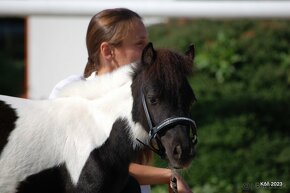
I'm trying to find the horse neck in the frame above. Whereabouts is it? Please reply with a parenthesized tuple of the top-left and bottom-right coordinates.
(57, 64, 133, 99)
(87, 79, 147, 147)
(59, 62, 148, 149)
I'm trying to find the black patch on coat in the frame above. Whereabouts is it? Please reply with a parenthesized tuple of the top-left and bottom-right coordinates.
(75, 118, 140, 193)
(16, 166, 67, 193)
(0, 100, 18, 155)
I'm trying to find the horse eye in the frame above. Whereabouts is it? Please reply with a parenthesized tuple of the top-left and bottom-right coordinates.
(149, 97, 158, 105)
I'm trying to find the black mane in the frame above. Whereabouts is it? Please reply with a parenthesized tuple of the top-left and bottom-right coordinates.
(146, 48, 193, 91)
(133, 48, 193, 93)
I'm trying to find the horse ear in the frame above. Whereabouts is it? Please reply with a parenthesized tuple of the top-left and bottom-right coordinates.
(185, 44, 195, 61)
(142, 42, 156, 66)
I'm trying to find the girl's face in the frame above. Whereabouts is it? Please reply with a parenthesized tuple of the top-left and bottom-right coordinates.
(112, 19, 148, 67)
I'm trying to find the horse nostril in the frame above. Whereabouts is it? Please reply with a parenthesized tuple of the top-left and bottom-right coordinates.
(173, 145, 182, 159)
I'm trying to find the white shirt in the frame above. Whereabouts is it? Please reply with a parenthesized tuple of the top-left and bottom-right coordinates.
(49, 74, 84, 99)
(141, 185, 151, 193)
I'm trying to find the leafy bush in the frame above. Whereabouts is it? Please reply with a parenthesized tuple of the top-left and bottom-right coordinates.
(148, 19, 290, 193)
(0, 18, 25, 97)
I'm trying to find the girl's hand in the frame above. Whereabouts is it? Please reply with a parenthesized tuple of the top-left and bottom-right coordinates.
(168, 173, 193, 193)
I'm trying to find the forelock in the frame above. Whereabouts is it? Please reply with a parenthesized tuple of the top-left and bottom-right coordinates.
(145, 49, 193, 92)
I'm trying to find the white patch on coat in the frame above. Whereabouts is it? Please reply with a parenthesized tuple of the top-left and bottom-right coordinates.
(0, 64, 148, 192)
(56, 64, 134, 99)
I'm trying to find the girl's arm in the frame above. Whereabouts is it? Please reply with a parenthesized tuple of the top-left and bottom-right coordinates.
(129, 163, 171, 185)
(129, 163, 193, 193)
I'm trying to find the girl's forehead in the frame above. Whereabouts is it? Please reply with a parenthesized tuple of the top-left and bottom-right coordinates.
(128, 21, 148, 39)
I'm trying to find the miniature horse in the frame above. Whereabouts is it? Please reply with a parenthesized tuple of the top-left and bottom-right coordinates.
(0, 43, 197, 193)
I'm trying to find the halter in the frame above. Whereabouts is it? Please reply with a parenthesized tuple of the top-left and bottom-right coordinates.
(137, 90, 198, 158)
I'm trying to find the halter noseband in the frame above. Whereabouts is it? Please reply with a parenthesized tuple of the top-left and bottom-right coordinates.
(137, 90, 198, 158)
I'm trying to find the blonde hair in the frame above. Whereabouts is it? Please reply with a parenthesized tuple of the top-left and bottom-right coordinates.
(84, 8, 142, 78)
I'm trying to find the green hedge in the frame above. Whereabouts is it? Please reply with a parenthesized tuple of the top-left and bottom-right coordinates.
(148, 20, 290, 193)
(0, 18, 25, 97)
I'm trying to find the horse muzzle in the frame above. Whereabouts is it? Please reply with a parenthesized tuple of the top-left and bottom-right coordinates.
(148, 117, 198, 166)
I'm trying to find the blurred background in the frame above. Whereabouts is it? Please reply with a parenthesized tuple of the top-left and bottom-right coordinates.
(0, 1, 289, 193)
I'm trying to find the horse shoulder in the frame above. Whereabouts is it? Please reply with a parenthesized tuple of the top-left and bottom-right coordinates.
(49, 97, 117, 185)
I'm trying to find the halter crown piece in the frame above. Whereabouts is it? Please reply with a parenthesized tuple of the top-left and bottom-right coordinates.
(136, 90, 198, 158)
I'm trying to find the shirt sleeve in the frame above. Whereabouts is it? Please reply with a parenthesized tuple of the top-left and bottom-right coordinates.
(140, 185, 151, 193)
(49, 75, 85, 99)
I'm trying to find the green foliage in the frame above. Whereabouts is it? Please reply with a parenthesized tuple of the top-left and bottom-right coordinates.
(148, 19, 290, 193)
(0, 53, 24, 96)
(195, 31, 241, 82)
(0, 18, 25, 96)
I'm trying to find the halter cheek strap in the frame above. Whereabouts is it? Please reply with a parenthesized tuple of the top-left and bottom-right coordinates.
(141, 91, 153, 129)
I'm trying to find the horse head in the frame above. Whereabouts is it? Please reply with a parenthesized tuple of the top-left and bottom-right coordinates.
(132, 43, 197, 169)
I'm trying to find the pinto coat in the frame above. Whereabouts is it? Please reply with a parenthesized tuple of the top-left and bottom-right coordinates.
(0, 64, 147, 193)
